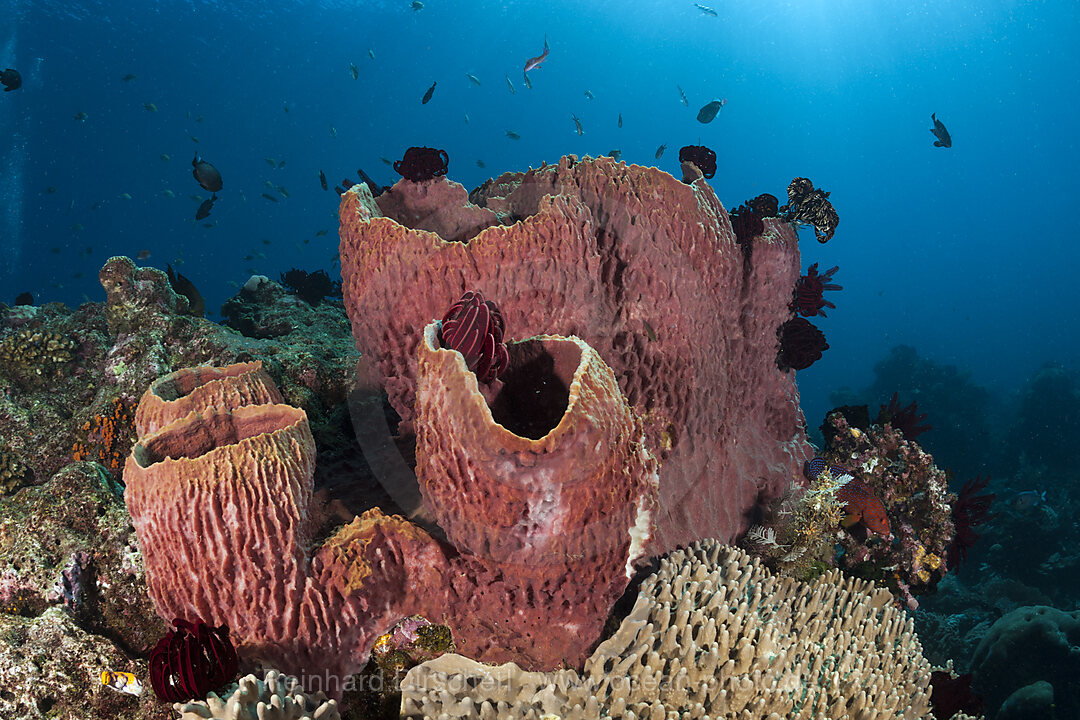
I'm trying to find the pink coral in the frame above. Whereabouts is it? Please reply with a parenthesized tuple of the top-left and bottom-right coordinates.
(338, 155, 812, 553)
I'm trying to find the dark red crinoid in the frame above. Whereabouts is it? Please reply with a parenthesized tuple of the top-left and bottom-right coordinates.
(393, 146, 449, 182)
(439, 290, 510, 383)
(790, 263, 842, 318)
(149, 618, 238, 703)
(877, 391, 932, 441)
(749, 193, 779, 217)
(930, 671, 985, 719)
(678, 144, 717, 179)
(947, 475, 995, 567)
(729, 203, 764, 246)
(776, 317, 828, 371)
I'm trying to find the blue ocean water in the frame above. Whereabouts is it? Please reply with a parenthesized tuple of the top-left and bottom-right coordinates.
(1, 0, 1077, 448)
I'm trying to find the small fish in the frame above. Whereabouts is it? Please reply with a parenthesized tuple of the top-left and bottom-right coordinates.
(195, 193, 217, 220)
(584, 89, 594, 100)
(930, 112, 952, 148)
(71, 223, 84, 232)
(277, 185, 289, 198)
(101, 670, 143, 697)
(1011, 490, 1046, 511)
(1, 68, 22, 91)
(315, 229, 329, 237)
(655, 144, 666, 159)
(43, 186, 57, 194)
(381, 157, 393, 166)
(189, 194, 204, 202)
(411, 0, 423, 9)
(121, 73, 137, 82)
(144, 102, 158, 112)
(277, 159, 286, 169)
(160, 153, 170, 161)
(618, 112, 623, 128)
(571, 114, 583, 136)
(189, 135, 199, 143)
(329, 125, 337, 138)
(643, 320, 657, 341)
(195, 114, 203, 122)
(524, 34, 549, 73)
(522, 72, 532, 90)
(137, 249, 151, 260)
(117, 192, 132, 200)
(162, 189, 175, 198)
(265, 157, 277, 167)
(349, 63, 359, 80)
(505, 130, 521, 140)
(466, 72, 482, 86)
(422, 80, 437, 104)
(167, 264, 205, 317)
(505, 74, 515, 94)
(192, 154, 223, 192)
(677, 85, 689, 107)
(201, 222, 215, 228)
(464, 113, 470, 124)
(74, 111, 88, 122)
(14, 292, 33, 305)
(282, 101, 290, 113)
(261, 192, 279, 203)
(476, 159, 486, 168)
(836, 477, 891, 536)
(697, 98, 726, 123)
(264, 180, 275, 189)
(694, 3, 718, 16)
(368, 48, 376, 60)
(607, 149, 622, 161)
(319, 170, 328, 191)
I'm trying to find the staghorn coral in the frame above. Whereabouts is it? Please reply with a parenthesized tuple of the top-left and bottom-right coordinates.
(0, 327, 77, 388)
(72, 396, 137, 476)
(339, 154, 812, 554)
(174, 670, 339, 720)
(401, 540, 933, 719)
(820, 410, 955, 609)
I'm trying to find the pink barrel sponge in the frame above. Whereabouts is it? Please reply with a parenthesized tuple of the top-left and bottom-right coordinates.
(338, 155, 813, 552)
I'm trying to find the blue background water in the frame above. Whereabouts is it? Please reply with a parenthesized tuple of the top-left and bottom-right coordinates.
(1, 0, 1077, 437)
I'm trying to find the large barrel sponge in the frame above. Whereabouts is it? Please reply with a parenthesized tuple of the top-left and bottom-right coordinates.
(401, 540, 933, 719)
(339, 155, 812, 554)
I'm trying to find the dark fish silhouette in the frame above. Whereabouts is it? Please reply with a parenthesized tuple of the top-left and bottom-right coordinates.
(930, 113, 952, 148)
(14, 292, 33, 306)
(349, 63, 359, 80)
(195, 193, 217, 220)
(422, 81, 437, 104)
(618, 112, 623, 128)
(191, 154, 223, 192)
(319, 170, 328, 191)
(261, 193, 279, 203)
(1, 68, 21, 92)
(655, 144, 666, 159)
(696, 98, 726, 123)
(166, 264, 205, 317)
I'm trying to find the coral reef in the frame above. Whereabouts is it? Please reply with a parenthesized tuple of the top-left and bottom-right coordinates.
(174, 670, 339, 720)
(0, 440, 33, 494)
(401, 540, 933, 719)
(72, 396, 137, 476)
(970, 605, 1080, 719)
(0, 327, 77, 389)
(338, 155, 812, 554)
(819, 410, 955, 609)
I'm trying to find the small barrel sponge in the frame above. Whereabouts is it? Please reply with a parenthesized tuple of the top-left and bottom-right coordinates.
(339, 155, 812, 554)
(414, 325, 659, 668)
(134, 361, 283, 436)
(174, 669, 339, 720)
(400, 540, 933, 720)
(124, 402, 317, 664)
